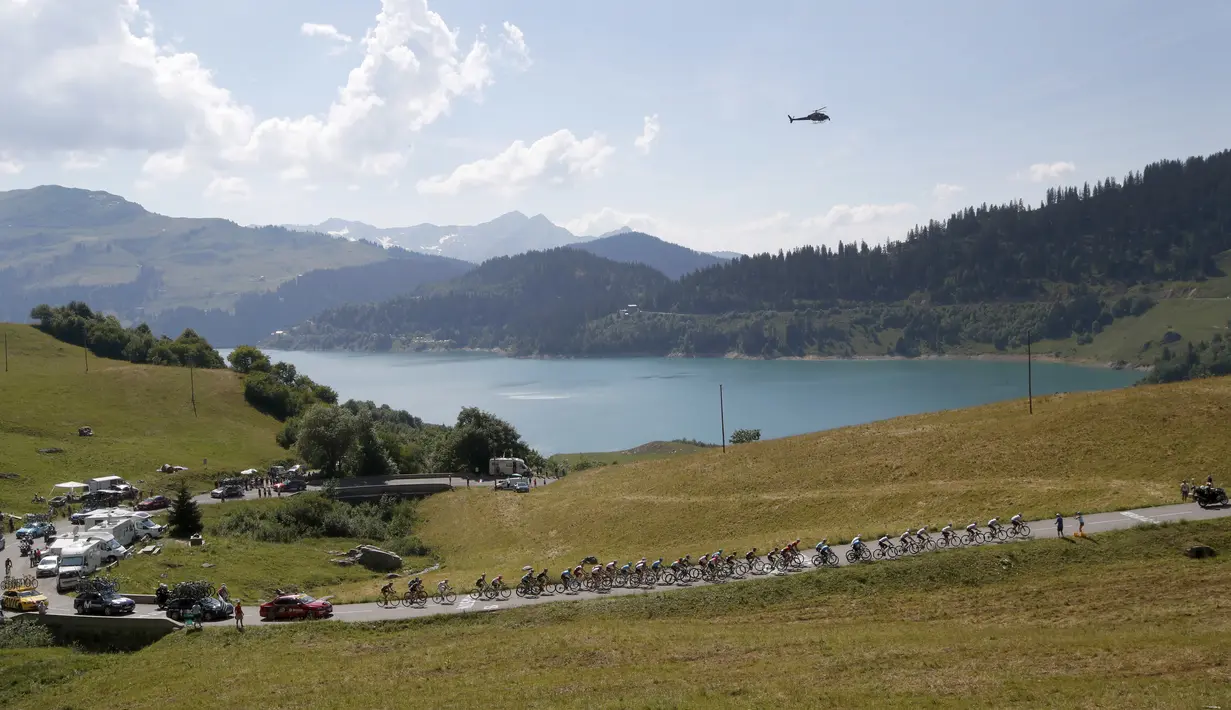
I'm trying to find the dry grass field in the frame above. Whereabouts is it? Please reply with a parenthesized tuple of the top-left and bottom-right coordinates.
(418, 377, 1231, 584)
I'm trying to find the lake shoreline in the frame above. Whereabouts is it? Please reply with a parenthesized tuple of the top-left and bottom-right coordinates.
(292, 344, 1150, 372)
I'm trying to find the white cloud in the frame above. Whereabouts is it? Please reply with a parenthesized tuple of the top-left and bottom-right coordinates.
(1025, 161, 1076, 182)
(62, 151, 107, 170)
(0, 154, 24, 175)
(301, 23, 353, 44)
(204, 176, 251, 201)
(564, 207, 663, 236)
(633, 114, 660, 155)
(932, 183, 964, 200)
(0, 0, 530, 184)
(801, 203, 915, 230)
(417, 129, 615, 195)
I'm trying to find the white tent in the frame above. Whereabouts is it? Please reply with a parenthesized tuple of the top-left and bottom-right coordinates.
(53, 482, 89, 490)
(240, 468, 258, 475)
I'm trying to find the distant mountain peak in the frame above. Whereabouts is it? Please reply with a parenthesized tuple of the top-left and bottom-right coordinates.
(598, 226, 634, 238)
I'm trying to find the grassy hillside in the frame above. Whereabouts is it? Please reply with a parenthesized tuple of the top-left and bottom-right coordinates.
(0, 325, 286, 512)
(8, 520, 1230, 708)
(418, 377, 1229, 583)
(550, 439, 718, 467)
(0, 185, 391, 316)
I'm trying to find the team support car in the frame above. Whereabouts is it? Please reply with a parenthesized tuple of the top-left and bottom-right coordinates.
(2, 587, 49, 612)
(74, 591, 136, 616)
(165, 597, 234, 622)
(259, 593, 333, 621)
(36, 555, 60, 578)
(16, 520, 56, 540)
(210, 485, 245, 499)
(136, 495, 171, 511)
(273, 479, 308, 493)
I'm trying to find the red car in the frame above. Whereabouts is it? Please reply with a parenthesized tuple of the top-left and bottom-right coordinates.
(136, 495, 170, 511)
(259, 594, 333, 621)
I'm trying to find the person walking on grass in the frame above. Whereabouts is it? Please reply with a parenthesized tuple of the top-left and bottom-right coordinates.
(234, 600, 244, 631)
(1055, 513, 1064, 538)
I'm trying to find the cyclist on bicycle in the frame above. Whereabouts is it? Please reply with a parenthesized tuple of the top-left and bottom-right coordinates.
(605, 560, 618, 575)
(941, 523, 954, 539)
(814, 538, 830, 553)
(620, 561, 633, 576)
(1011, 513, 1024, 528)
(669, 558, 684, 572)
(915, 526, 929, 540)
(877, 535, 891, 550)
(407, 576, 423, 593)
(767, 547, 781, 564)
(965, 521, 979, 536)
(474, 573, 487, 591)
(634, 558, 647, 572)
(987, 517, 1000, 533)
(899, 530, 912, 546)
(651, 558, 663, 572)
(560, 568, 572, 584)
(745, 547, 758, 562)
(590, 565, 603, 578)
(536, 568, 550, 587)
(851, 535, 865, 554)
(437, 579, 450, 594)
(519, 568, 535, 587)
(491, 575, 504, 590)
(380, 581, 395, 599)
(681, 554, 692, 567)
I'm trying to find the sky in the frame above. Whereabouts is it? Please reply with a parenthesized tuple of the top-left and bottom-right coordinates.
(2, 0, 1230, 255)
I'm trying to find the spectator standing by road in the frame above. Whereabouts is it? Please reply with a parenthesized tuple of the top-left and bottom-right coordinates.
(1055, 513, 1064, 538)
(234, 600, 244, 631)
(4, 558, 10, 577)
(1181, 480, 1190, 501)
(1076, 512, 1086, 537)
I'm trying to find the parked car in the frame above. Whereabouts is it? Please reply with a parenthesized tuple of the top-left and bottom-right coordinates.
(1, 587, 48, 612)
(74, 591, 136, 616)
(210, 485, 244, 499)
(36, 555, 60, 578)
(165, 597, 234, 622)
(511, 479, 530, 493)
(15, 521, 55, 540)
(274, 479, 307, 493)
(259, 593, 333, 621)
(136, 496, 171, 511)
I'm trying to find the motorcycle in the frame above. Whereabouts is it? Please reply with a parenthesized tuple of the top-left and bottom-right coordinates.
(155, 585, 169, 610)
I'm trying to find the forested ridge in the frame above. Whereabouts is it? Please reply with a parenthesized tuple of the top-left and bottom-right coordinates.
(273, 150, 1231, 365)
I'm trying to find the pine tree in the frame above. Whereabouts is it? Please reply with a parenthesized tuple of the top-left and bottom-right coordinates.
(167, 485, 203, 538)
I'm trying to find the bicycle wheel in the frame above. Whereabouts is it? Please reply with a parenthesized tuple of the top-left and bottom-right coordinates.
(401, 591, 414, 607)
(497, 586, 511, 601)
(660, 571, 676, 586)
(845, 550, 859, 564)
(1018, 524, 1032, 538)
(515, 585, 528, 598)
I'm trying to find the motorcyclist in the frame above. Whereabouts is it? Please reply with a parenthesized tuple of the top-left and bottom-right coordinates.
(155, 583, 169, 609)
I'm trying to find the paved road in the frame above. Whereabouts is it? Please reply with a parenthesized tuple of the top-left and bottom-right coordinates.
(7, 498, 1228, 626)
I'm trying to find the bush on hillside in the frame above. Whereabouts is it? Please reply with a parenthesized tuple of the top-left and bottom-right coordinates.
(0, 617, 56, 649)
(214, 493, 420, 545)
(30, 302, 224, 368)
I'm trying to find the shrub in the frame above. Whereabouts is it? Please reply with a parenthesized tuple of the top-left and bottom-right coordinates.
(0, 618, 56, 649)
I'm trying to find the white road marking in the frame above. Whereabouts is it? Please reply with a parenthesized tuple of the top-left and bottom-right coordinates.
(482, 604, 499, 611)
(1121, 511, 1158, 524)
(457, 596, 475, 611)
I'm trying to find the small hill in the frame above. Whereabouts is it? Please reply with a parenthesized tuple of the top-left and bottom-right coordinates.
(286, 211, 578, 263)
(0, 185, 394, 319)
(0, 325, 286, 511)
(417, 376, 1231, 582)
(145, 252, 474, 346)
(268, 248, 671, 353)
(571, 231, 725, 279)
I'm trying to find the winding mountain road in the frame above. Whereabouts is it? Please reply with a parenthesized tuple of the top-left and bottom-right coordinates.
(5, 499, 1228, 626)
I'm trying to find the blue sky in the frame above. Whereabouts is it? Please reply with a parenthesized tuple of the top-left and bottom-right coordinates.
(1, 0, 1229, 253)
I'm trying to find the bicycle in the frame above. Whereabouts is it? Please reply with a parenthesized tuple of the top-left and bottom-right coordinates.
(872, 545, 897, 561)
(402, 587, 428, 607)
(936, 532, 962, 549)
(432, 585, 457, 605)
(811, 549, 839, 568)
(377, 588, 400, 608)
(845, 546, 872, 563)
(1007, 523, 1032, 539)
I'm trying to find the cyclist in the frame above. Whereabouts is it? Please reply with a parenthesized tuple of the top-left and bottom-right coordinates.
(814, 538, 831, 558)
(474, 573, 487, 592)
(573, 564, 585, 580)
(407, 576, 423, 595)
(560, 568, 572, 586)
(877, 534, 892, 551)
(669, 558, 685, 573)
(437, 578, 451, 595)
(651, 558, 663, 572)
(987, 517, 1001, 533)
(490, 575, 504, 591)
(1011, 513, 1024, 528)
(767, 547, 781, 565)
(941, 523, 954, 541)
(605, 560, 618, 576)
(681, 554, 692, 567)
(536, 568, 550, 588)
(380, 580, 396, 601)
(851, 535, 865, 556)
(519, 568, 535, 588)
(590, 565, 603, 579)
(965, 521, 979, 537)
(620, 561, 633, 576)
(899, 529, 912, 546)
(745, 547, 759, 562)
(634, 557, 647, 573)
(915, 526, 929, 540)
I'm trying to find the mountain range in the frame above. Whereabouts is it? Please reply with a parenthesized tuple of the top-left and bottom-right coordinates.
(284, 213, 741, 267)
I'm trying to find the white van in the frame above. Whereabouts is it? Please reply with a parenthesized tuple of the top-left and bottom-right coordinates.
(489, 457, 533, 477)
(86, 519, 140, 548)
(50, 534, 128, 575)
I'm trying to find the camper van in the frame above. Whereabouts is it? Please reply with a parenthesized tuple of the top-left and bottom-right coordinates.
(80, 508, 163, 539)
(87, 476, 133, 495)
(489, 457, 533, 478)
(52, 535, 129, 590)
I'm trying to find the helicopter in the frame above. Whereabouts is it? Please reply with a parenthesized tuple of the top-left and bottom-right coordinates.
(788, 107, 830, 124)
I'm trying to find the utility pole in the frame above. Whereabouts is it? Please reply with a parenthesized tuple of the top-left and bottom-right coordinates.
(3, 331, 8, 372)
(189, 365, 198, 417)
(82, 322, 89, 373)
(1027, 330, 1033, 415)
(719, 384, 727, 453)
